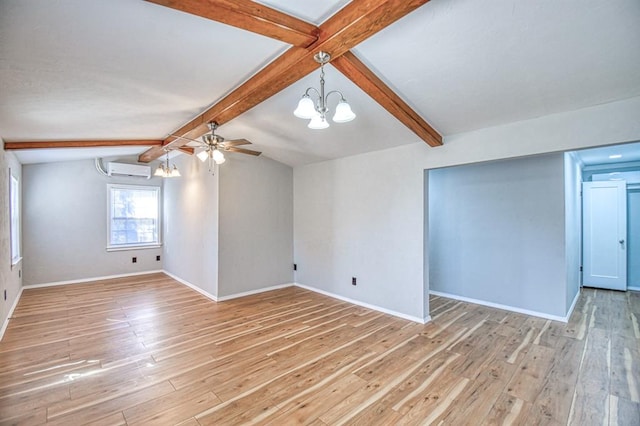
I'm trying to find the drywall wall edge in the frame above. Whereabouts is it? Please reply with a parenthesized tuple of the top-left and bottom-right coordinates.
(565, 289, 580, 323)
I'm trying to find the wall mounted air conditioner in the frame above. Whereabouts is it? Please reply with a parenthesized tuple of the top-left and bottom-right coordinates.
(107, 162, 151, 179)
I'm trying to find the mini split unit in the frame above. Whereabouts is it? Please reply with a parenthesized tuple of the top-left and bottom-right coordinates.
(107, 162, 151, 179)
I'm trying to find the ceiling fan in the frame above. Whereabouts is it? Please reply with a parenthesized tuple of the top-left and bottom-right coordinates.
(170, 122, 261, 173)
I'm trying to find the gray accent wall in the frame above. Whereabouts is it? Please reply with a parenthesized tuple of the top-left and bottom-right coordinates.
(0, 144, 22, 331)
(22, 159, 163, 285)
(218, 154, 293, 297)
(428, 153, 568, 317)
(162, 154, 219, 297)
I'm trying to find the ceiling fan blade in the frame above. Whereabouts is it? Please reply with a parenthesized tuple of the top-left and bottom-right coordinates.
(225, 146, 262, 156)
(222, 138, 252, 147)
(176, 146, 195, 155)
(169, 133, 201, 144)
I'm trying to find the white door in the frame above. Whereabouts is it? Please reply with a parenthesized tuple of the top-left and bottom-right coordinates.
(583, 181, 627, 290)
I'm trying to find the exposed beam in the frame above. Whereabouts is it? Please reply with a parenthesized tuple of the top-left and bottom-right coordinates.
(332, 51, 442, 147)
(139, 0, 433, 163)
(4, 140, 163, 150)
(176, 147, 195, 155)
(145, 0, 318, 47)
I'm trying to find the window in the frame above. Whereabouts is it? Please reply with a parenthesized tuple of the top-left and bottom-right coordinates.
(9, 172, 20, 265)
(107, 184, 160, 250)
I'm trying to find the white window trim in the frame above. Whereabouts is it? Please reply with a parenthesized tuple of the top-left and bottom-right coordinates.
(9, 171, 21, 267)
(107, 183, 161, 251)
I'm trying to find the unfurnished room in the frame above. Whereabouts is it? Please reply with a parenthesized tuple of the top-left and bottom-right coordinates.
(0, 0, 639, 425)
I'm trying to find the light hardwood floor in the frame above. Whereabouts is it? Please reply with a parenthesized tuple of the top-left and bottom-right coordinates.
(1, 273, 639, 425)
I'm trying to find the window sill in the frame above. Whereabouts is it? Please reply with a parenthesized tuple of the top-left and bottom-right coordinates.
(106, 244, 162, 252)
(11, 257, 22, 268)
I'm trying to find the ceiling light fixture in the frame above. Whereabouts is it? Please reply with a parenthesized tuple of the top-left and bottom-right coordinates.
(294, 51, 356, 129)
(609, 154, 622, 159)
(197, 123, 227, 174)
(154, 149, 181, 178)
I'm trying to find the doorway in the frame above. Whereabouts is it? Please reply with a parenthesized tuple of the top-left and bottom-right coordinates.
(573, 141, 640, 291)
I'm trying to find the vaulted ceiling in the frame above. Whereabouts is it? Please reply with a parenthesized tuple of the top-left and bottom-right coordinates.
(1, 0, 639, 166)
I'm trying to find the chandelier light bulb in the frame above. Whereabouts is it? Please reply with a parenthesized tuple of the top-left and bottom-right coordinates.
(332, 99, 356, 123)
(294, 95, 316, 119)
(308, 114, 330, 130)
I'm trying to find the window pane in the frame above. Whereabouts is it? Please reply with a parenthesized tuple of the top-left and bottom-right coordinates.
(108, 185, 160, 247)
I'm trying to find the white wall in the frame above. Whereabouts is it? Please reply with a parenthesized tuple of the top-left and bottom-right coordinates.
(429, 154, 567, 317)
(294, 146, 427, 322)
(425, 97, 640, 171)
(0, 143, 22, 335)
(218, 154, 293, 297)
(22, 159, 163, 285)
(294, 96, 640, 322)
(564, 153, 582, 310)
(162, 154, 219, 297)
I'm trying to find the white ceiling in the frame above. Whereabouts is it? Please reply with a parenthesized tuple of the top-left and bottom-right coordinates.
(1, 0, 639, 166)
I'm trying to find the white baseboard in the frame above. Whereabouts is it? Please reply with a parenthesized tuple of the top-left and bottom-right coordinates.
(23, 270, 164, 289)
(217, 283, 295, 301)
(162, 270, 294, 303)
(0, 287, 24, 341)
(162, 270, 218, 302)
(628, 286, 640, 292)
(295, 283, 430, 324)
(165, 274, 428, 324)
(430, 290, 572, 323)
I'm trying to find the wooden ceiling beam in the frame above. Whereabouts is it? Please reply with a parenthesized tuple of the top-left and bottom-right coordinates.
(4, 140, 163, 150)
(139, 0, 434, 163)
(332, 51, 442, 147)
(313, 0, 430, 57)
(145, 0, 319, 47)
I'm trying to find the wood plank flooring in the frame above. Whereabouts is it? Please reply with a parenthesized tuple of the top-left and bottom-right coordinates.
(1, 272, 639, 425)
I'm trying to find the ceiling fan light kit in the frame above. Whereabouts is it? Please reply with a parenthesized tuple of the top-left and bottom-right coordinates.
(169, 122, 261, 175)
(294, 51, 356, 129)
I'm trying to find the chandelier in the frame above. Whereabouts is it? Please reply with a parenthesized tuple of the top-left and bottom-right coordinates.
(154, 149, 181, 178)
(293, 51, 356, 129)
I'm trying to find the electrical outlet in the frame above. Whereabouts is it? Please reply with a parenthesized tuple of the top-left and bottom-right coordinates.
(352, 277, 357, 286)
(293, 263, 297, 271)
(156, 255, 161, 261)
(132, 257, 137, 263)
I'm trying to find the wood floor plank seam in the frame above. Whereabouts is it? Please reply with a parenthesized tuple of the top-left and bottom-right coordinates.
(1, 274, 639, 425)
